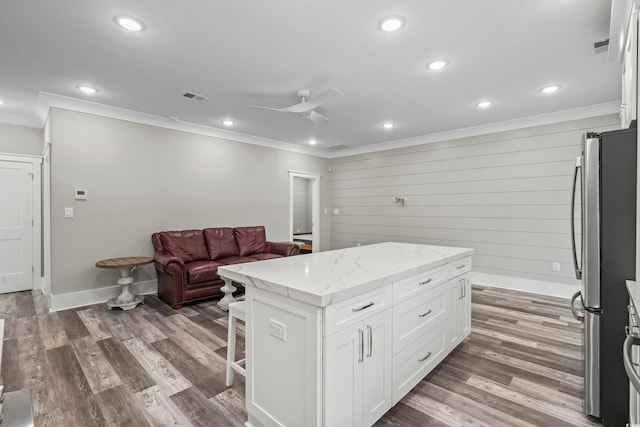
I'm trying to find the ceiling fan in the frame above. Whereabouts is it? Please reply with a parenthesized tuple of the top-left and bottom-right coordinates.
(249, 88, 340, 124)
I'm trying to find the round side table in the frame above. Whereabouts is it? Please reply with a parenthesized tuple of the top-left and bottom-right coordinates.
(96, 256, 153, 310)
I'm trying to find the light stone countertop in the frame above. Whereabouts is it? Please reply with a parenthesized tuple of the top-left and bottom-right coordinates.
(218, 242, 473, 307)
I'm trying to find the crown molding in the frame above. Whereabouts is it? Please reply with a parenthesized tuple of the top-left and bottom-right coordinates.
(330, 101, 621, 158)
(34, 92, 332, 158)
(0, 92, 621, 160)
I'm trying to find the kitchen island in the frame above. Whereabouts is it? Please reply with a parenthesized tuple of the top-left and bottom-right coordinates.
(218, 242, 473, 427)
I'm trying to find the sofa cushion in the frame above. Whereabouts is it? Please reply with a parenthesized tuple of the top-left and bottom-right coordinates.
(204, 227, 240, 260)
(158, 230, 209, 263)
(217, 255, 259, 265)
(234, 226, 267, 256)
(249, 253, 283, 261)
(185, 260, 224, 285)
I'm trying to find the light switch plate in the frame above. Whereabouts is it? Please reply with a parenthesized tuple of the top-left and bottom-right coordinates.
(64, 207, 74, 218)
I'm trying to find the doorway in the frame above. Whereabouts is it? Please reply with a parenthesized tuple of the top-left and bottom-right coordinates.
(289, 172, 320, 253)
(0, 155, 41, 293)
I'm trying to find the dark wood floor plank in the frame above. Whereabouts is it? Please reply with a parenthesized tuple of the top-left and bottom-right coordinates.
(56, 309, 91, 340)
(95, 385, 153, 427)
(46, 345, 94, 412)
(96, 337, 156, 393)
(171, 386, 244, 427)
(2, 337, 22, 391)
(374, 401, 449, 427)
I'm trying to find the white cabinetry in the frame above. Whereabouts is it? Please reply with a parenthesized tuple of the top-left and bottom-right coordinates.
(324, 308, 392, 427)
(218, 243, 474, 427)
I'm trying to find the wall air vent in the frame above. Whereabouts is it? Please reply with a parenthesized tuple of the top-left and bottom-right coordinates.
(182, 92, 208, 101)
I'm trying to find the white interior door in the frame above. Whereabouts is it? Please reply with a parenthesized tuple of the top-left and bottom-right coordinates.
(0, 160, 33, 293)
(289, 171, 320, 253)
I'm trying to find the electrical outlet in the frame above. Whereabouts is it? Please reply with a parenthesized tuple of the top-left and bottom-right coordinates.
(269, 318, 286, 341)
(64, 207, 74, 218)
(333, 208, 339, 215)
(552, 262, 560, 272)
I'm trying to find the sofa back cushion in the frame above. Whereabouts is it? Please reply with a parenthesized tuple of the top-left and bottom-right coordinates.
(204, 227, 240, 260)
(158, 230, 209, 263)
(234, 226, 267, 256)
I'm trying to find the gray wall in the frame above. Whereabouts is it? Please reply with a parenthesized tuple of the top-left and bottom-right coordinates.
(292, 176, 313, 234)
(0, 122, 42, 156)
(329, 114, 620, 285)
(49, 108, 331, 295)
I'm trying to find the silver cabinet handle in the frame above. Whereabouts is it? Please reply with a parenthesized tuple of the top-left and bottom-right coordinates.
(418, 352, 432, 362)
(459, 279, 464, 299)
(352, 301, 374, 312)
(570, 291, 584, 322)
(462, 280, 466, 298)
(456, 264, 466, 270)
(367, 325, 372, 358)
(358, 329, 363, 363)
(418, 278, 432, 285)
(624, 334, 640, 393)
(418, 309, 432, 318)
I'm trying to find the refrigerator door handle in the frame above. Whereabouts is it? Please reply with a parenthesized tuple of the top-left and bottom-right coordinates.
(624, 334, 640, 394)
(570, 290, 585, 322)
(571, 157, 583, 280)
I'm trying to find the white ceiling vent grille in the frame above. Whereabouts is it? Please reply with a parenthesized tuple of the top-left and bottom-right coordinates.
(182, 92, 208, 101)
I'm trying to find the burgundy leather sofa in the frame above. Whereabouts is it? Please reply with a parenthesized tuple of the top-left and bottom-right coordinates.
(151, 226, 299, 308)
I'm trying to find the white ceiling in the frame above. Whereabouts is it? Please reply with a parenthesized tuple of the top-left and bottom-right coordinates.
(0, 0, 620, 154)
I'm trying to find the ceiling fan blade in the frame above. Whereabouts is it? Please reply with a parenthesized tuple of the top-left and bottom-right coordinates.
(248, 105, 288, 112)
(283, 88, 341, 113)
(308, 110, 330, 124)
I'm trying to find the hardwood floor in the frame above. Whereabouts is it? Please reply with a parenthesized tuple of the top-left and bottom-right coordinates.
(0, 285, 601, 426)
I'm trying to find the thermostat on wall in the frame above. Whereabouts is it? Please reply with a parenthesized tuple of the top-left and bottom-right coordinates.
(75, 189, 87, 200)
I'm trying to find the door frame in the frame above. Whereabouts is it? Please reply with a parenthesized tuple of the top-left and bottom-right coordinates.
(288, 171, 320, 253)
(0, 153, 43, 292)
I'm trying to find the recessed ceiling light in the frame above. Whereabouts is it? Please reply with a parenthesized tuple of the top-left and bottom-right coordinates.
(476, 100, 492, 108)
(308, 139, 317, 145)
(0, 100, 5, 105)
(77, 85, 98, 95)
(382, 122, 395, 129)
(379, 16, 405, 32)
(540, 85, 561, 94)
(427, 60, 449, 70)
(114, 15, 145, 32)
(221, 119, 235, 127)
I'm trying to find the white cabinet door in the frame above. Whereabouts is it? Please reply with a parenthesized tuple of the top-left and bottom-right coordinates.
(324, 323, 363, 427)
(362, 309, 392, 427)
(458, 275, 471, 339)
(324, 309, 392, 427)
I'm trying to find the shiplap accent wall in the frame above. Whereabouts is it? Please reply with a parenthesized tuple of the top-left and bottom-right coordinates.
(292, 176, 312, 233)
(330, 114, 620, 286)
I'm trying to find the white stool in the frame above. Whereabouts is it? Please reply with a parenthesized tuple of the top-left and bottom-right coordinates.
(226, 300, 246, 387)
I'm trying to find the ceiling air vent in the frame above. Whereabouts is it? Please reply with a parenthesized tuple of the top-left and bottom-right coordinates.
(182, 92, 208, 101)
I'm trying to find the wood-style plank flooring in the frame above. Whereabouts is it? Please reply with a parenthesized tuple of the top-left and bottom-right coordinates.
(0, 285, 601, 426)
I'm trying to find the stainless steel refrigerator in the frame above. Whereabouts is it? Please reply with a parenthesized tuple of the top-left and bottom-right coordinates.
(571, 128, 636, 426)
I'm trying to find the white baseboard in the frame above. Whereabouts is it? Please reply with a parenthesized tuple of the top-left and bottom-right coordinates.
(49, 279, 158, 312)
(471, 272, 579, 299)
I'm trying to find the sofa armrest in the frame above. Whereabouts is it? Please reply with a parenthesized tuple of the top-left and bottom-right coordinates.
(153, 251, 184, 271)
(265, 241, 301, 257)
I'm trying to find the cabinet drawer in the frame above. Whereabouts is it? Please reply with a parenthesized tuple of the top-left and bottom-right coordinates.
(393, 265, 446, 303)
(393, 283, 447, 355)
(392, 322, 447, 405)
(448, 256, 471, 279)
(324, 286, 392, 336)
